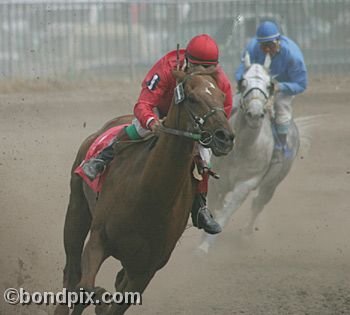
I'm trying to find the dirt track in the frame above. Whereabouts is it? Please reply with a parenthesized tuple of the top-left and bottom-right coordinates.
(0, 78, 349, 315)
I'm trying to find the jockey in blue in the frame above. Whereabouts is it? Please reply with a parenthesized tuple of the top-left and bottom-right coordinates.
(235, 21, 308, 162)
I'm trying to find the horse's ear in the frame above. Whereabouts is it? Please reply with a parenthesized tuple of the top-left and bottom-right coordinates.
(244, 52, 251, 68)
(172, 69, 186, 81)
(263, 53, 271, 70)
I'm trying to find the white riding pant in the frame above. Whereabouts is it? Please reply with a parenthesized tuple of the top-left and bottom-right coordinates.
(274, 93, 294, 133)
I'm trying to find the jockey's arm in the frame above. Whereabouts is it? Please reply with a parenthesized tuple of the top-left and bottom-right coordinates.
(278, 57, 308, 95)
(134, 60, 172, 129)
(134, 97, 159, 130)
(234, 63, 245, 84)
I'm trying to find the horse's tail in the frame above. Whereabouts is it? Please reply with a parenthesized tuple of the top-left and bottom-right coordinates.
(294, 114, 328, 158)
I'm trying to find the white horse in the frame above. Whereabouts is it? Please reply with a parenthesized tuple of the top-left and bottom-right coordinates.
(198, 53, 301, 253)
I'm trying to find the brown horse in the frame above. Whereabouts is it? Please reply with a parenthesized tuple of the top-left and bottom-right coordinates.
(54, 67, 234, 315)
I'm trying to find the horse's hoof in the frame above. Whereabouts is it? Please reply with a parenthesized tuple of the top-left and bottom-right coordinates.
(94, 286, 107, 296)
(94, 286, 110, 315)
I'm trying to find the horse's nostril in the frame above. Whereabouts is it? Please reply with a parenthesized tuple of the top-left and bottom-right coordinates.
(218, 131, 225, 140)
(212, 129, 234, 154)
(214, 129, 233, 144)
(213, 130, 225, 141)
(260, 113, 265, 118)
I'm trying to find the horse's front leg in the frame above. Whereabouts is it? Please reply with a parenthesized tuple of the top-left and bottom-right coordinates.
(72, 227, 108, 315)
(104, 271, 154, 315)
(55, 176, 92, 315)
(198, 179, 258, 253)
(244, 183, 276, 235)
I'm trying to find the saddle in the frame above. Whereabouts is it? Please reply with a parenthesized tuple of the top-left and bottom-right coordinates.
(74, 124, 129, 193)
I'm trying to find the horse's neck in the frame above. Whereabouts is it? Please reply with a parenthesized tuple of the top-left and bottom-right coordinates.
(159, 102, 194, 158)
(139, 120, 193, 222)
(142, 104, 194, 201)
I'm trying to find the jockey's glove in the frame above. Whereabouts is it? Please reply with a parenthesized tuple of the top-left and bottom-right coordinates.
(149, 119, 161, 133)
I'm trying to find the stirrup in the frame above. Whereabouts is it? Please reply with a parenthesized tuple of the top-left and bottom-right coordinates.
(82, 158, 106, 180)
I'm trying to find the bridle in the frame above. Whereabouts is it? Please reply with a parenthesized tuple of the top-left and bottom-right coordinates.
(159, 71, 227, 147)
(239, 70, 273, 115)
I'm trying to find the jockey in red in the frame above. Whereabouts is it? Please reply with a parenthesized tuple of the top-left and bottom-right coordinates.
(83, 34, 234, 235)
(134, 37, 232, 130)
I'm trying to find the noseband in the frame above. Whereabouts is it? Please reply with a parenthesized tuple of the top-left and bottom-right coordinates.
(159, 72, 226, 147)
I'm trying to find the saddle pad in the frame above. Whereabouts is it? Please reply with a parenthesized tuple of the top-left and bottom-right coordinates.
(74, 124, 129, 193)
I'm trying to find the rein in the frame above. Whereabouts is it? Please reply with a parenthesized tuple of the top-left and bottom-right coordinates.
(158, 124, 201, 141)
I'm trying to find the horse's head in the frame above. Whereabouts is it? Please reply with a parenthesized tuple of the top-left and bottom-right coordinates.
(239, 53, 274, 129)
(168, 66, 234, 156)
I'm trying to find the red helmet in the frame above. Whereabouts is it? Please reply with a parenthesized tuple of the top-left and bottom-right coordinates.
(185, 34, 219, 65)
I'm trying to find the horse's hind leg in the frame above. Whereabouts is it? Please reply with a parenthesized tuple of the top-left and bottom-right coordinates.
(55, 176, 92, 315)
(245, 183, 277, 235)
(198, 183, 252, 253)
(245, 159, 295, 235)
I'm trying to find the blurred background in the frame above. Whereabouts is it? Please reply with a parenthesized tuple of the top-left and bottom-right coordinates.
(1, 2, 350, 315)
(0, 0, 349, 82)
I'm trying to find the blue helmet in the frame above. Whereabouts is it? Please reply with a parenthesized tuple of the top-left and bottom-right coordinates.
(256, 21, 280, 42)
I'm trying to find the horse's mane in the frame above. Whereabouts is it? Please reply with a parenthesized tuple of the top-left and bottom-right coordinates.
(187, 65, 219, 84)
